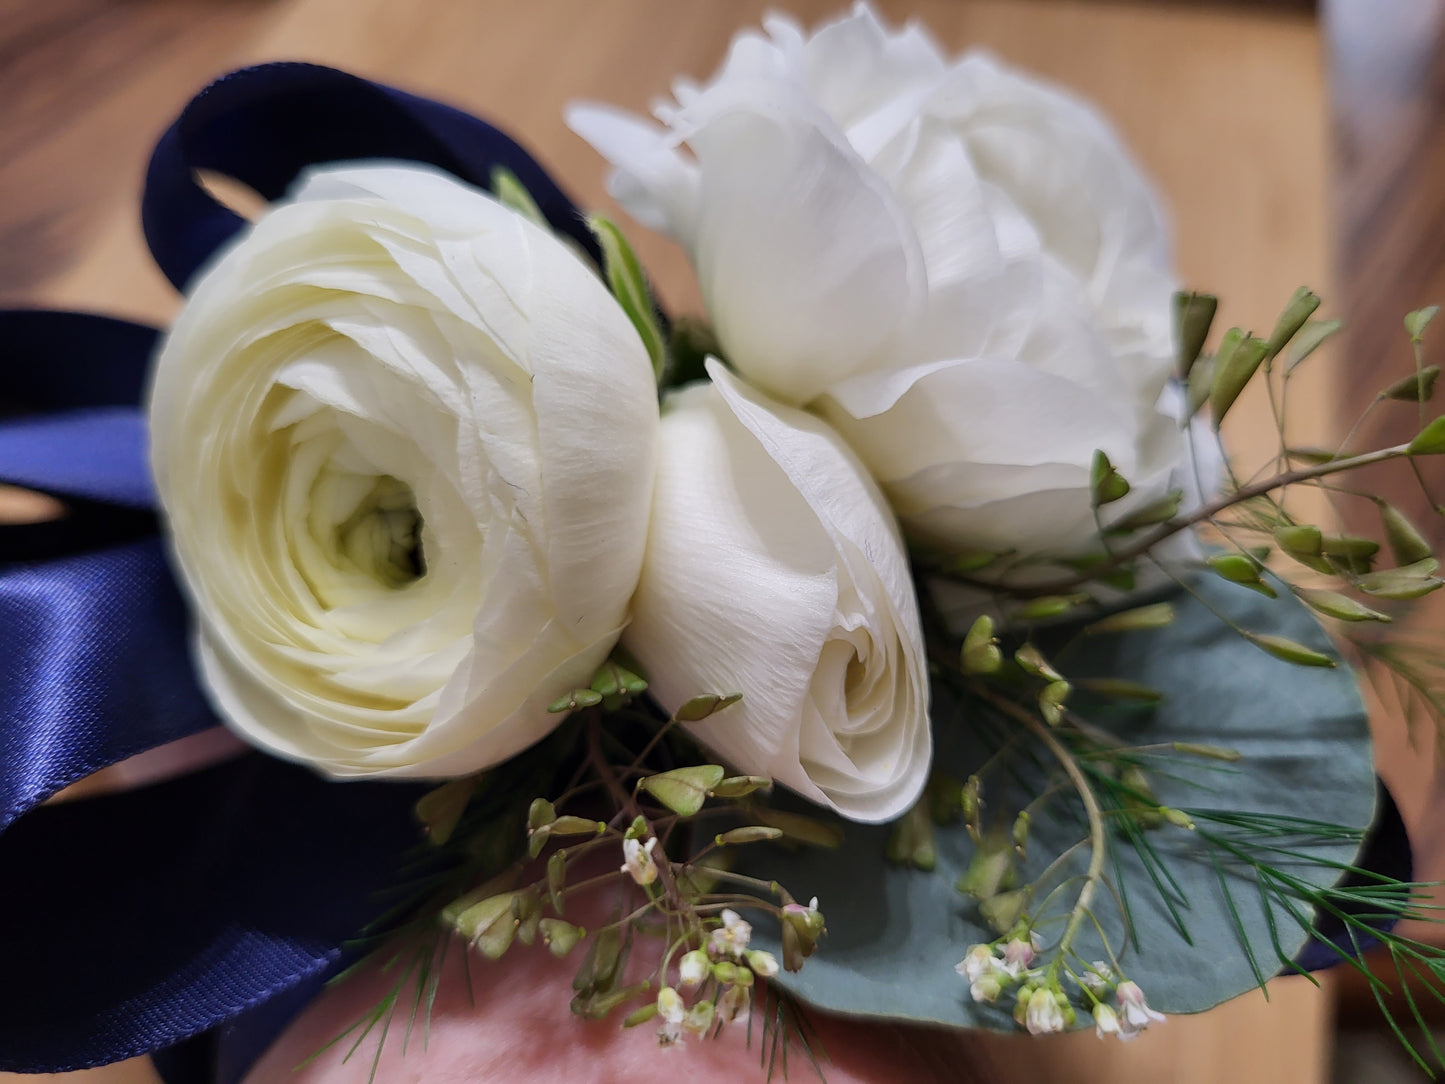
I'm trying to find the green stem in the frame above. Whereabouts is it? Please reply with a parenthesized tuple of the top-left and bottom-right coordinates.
(993, 442, 1414, 597)
(973, 684, 1106, 960)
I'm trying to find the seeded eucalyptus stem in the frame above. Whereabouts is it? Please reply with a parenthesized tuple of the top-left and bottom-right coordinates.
(1007, 442, 1414, 597)
(972, 683, 1107, 961)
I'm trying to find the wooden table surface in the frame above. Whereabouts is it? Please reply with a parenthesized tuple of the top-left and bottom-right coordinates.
(0, 1, 1364, 1081)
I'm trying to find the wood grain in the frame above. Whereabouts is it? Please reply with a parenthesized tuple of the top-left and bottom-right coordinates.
(0, 2, 1344, 1081)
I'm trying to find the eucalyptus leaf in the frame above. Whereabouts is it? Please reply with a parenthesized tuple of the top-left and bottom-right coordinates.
(735, 574, 1374, 1030)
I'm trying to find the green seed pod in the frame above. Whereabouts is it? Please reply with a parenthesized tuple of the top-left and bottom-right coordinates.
(1273, 524, 1333, 574)
(1084, 602, 1176, 635)
(1355, 558, 1444, 599)
(1286, 319, 1342, 372)
(1378, 501, 1434, 565)
(1381, 365, 1441, 403)
(541, 919, 585, 958)
(709, 775, 772, 798)
(638, 765, 726, 815)
(1014, 644, 1061, 682)
(748, 806, 846, 848)
(1210, 331, 1269, 427)
(1243, 632, 1337, 668)
(1293, 587, 1391, 623)
(1038, 680, 1071, 726)
(1174, 291, 1218, 378)
(546, 688, 603, 714)
(1407, 416, 1445, 455)
(1406, 306, 1440, 342)
(415, 778, 477, 846)
(673, 692, 743, 722)
(1090, 449, 1131, 506)
(714, 826, 785, 846)
(979, 889, 1028, 935)
(962, 614, 1003, 674)
(1264, 287, 1321, 359)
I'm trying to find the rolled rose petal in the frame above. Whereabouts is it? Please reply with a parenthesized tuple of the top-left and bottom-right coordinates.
(148, 164, 658, 778)
(622, 362, 930, 824)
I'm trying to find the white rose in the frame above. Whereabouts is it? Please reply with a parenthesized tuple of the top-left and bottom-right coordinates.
(569, 3, 1209, 560)
(622, 361, 930, 823)
(148, 164, 659, 777)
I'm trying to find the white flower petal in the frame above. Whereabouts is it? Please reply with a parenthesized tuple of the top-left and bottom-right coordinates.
(150, 164, 658, 778)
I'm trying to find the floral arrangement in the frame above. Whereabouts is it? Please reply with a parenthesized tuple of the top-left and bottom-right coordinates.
(3, 4, 1444, 1080)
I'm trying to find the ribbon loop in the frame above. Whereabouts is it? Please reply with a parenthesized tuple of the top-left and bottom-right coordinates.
(142, 62, 599, 293)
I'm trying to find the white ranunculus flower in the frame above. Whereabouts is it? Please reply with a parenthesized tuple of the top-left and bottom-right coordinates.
(569, 3, 1214, 561)
(622, 361, 930, 823)
(148, 164, 659, 777)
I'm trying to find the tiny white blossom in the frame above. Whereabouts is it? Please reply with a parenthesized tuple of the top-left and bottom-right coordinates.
(957, 943, 1012, 1002)
(657, 986, 686, 1025)
(1093, 1003, 1121, 1040)
(971, 973, 1004, 1003)
(1076, 961, 1116, 995)
(1002, 937, 1036, 976)
(746, 950, 780, 978)
(621, 837, 659, 886)
(1025, 990, 1067, 1035)
(683, 1000, 715, 1037)
(956, 944, 997, 984)
(1116, 981, 1166, 1037)
(710, 908, 752, 959)
(717, 982, 750, 1024)
(678, 949, 710, 988)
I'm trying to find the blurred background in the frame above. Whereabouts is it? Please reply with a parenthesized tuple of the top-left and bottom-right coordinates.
(2, 0, 1445, 1080)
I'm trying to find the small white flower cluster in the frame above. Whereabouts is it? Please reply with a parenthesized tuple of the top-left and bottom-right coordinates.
(954, 935, 1040, 1004)
(1093, 981, 1166, 1042)
(957, 946, 1165, 1040)
(656, 910, 780, 1047)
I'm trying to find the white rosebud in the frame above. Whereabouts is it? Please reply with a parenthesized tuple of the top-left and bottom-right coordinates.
(570, 4, 1217, 568)
(709, 908, 753, 960)
(1093, 1003, 1121, 1040)
(621, 364, 931, 823)
(745, 950, 780, 978)
(149, 164, 658, 777)
(1116, 981, 1166, 1036)
(678, 949, 710, 988)
(1025, 990, 1067, 1035)
(717, 982, 751, 1024)
(621, 837, 659, 886)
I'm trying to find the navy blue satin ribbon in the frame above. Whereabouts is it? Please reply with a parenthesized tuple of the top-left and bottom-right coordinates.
(0, 754, 427, 1076)
(0, 308, 431, 1080)
(142, 61, 600, 294)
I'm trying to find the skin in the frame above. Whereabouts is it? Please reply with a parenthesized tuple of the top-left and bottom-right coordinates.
(247, 886, 998, 1084)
